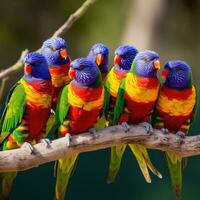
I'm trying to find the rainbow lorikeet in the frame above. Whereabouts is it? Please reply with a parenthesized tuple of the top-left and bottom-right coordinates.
(107, 50, 162, 183)
(104, 45, 138, 126)
(152, 60, 197, 198)
(0, 52, 52, 200)
(41, 36, 71, 109)
(87, 43, 109, 81)
(54, 58, 104, 200)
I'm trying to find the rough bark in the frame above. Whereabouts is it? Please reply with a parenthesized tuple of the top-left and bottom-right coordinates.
(0, 125, 199, 172)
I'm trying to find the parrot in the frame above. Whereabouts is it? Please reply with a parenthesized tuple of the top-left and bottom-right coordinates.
(87, 43, 109, 81)
(152, 60, 197, 198)
(41, 36, 71, 110)
(104, 45, 138, 126)
(54, 57, 104, 200)
(107, 50, 162, 184)
(0, 52, 52, 200)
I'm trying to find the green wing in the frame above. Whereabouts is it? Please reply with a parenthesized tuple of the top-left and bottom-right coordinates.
(113, 78, 126, 125)
(103, 76, 111, 118)
(0, 82, 26, 144)
(190, 85, 199, 125)
(55, 85, 69, 124)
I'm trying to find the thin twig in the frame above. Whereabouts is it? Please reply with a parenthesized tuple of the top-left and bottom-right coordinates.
(0, 49, 28, 80)
(0, 77, 9, 101)
(0, 124, 199, 172)
(0, 0, 97, 80)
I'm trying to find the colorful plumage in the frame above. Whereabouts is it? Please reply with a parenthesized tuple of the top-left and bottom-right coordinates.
(54, 58, 104, 200)
(41, 36, 71, 109)
(152, 60, 197, 198)
(87, 43, 109, 81)
(104, 45, 138, 124)
(0, 52, 52, 200)
(107, 50, 162, 183)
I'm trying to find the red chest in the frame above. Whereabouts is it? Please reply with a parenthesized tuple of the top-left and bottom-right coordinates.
(68, 106, 101, 135)
(158, 110, 192, 133)
(124, 94, 155, 124)
(52, 85, 63, 109)
(25, 105, 50, 140)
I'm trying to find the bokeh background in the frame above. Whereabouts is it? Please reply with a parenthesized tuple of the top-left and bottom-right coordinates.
(0, 0, 200, 199)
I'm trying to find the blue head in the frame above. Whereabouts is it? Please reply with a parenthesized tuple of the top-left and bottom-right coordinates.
(162, 60, 192, 89)
(114, 45, 138, 72)
(87, 43, 109, 74)
(133, 50, 160, 77)
(41, 36, 69, 66)
(69, 58, 99, 87)
(23, 52, 51, 81)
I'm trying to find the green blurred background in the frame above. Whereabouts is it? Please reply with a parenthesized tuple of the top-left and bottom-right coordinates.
(0, 0, 200, 199)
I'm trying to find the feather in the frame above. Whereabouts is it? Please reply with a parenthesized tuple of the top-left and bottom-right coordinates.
(0, 80, 26, 144)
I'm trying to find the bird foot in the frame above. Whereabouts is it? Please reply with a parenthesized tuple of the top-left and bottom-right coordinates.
(65, 133, 72, 147)
(121, 122, 130, 132)
(176, 131, 185, 138)
(21, 142, 35, 154)
(88, 128, 98, 138)
(161, 128, 169, 134)
(40, 138, 51, 148)
(139, 122, 153, 135)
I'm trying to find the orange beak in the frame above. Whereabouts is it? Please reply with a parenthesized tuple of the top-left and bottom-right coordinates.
(114, 55, 121, 66)
(68, 68, 76, 79)
(162, 68, 169, 78)
(60, 49, 68, 59)
(96, 54, 104, 66)
(153, 59, 160, 69)
(24, 63, 32, 75)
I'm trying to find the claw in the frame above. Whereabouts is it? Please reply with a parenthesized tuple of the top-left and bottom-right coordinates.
(21, 142, 35, 154)
(176, 131, 185, 138)
(88, 128, 98, 138)
(40, 138, 51, 148)
(65, 133, 72, 147)
(121, 122, 130, 132)
(139, 122, 153, 135)
(161, 128, 169, 134)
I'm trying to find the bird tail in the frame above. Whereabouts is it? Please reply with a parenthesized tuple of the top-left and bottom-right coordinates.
(107, 145, 127, 184)
(165, 151, 182, 198)
(54, 153, 79, 200)
(0, 172, 17, 200)
(129, 144, 162, 183)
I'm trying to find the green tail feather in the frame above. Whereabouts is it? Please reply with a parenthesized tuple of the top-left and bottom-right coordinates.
(129, 144, 162, 183)
(54, 154, 79, 200)
(165, 151, 182, 198)
(107, 145, 126, 184)
(0, 172, 17, 200)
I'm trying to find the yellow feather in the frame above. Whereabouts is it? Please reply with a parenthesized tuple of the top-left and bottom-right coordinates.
(67, 83, 104, 111)
(157, 86, 196, 116)
(125, 73, 159, 103)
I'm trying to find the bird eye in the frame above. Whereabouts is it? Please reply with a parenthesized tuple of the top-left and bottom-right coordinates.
(49, 46, 56, 51)
(79, 65, 84, 70)
(173, 67, 180, 72)
(32, 60, 43, 65)
(124, 53, 129, 58)
(144, 57, 149, 62)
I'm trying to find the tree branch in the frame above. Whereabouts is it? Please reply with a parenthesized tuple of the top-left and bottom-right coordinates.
(0, 0, 97, 80)
(0, 124, 199, 172)
(0, 76, 9, 101)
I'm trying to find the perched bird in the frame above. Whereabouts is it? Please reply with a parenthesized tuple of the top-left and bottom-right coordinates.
(54, 58, 104, 200)
(107, 50, 162, 183)
(0, 52, 52, 200)
(104, 45, 138, 125)
(41, 36, 71, 109)
(152, 60, 197, 198)
(87, 43, 109, 81)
